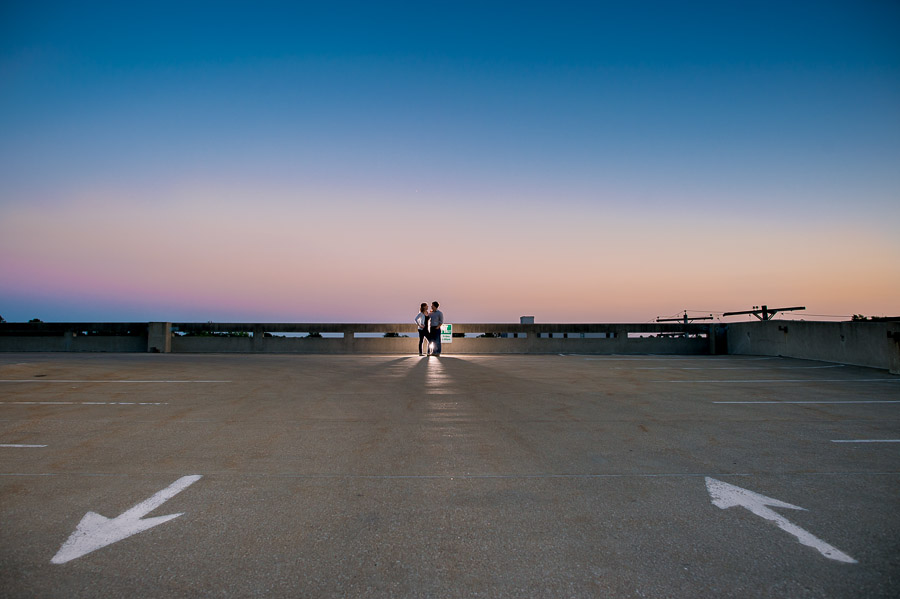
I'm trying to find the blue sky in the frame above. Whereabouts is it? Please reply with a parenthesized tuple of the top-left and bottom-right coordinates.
(1, 1, 898, 322)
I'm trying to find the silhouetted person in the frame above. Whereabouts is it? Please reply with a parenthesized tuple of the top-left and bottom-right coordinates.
(429, 301, 444, 356)
(415, 303, 429, 356)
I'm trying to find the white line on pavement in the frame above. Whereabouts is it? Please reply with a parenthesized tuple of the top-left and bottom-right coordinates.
(656, 379, 900, 383)
(631, 365, 845, 370)
(0, 380, 230, 383)
(714, 400, 900, 404)
(0, 402, 168, 406)
(584, 357, 778, 362)
(831, 440, 900, 443)
(0, 444, 47, 448)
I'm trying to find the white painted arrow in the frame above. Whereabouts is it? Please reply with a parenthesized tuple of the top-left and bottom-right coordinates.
(52, 475, 202, 564)
(705, 477, 856, 564)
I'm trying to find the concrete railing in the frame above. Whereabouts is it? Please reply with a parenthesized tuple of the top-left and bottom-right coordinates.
(0, 322, 149, 353)
(0, 321, 715, 355)
(166, 322, 715, 355)
(2, 320, 897, 373)
(727, 320, 900, 374)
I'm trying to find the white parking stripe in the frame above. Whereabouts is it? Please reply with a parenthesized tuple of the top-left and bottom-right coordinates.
(0, 402, 168, 406)
(715, 400, 900, 404)
(584, 357, 778, 361)
(0, 444, 47, 448)
(831, 440, 900, 443)
(657, 379, 900, 383)
(630, 365, 845, 370)
(0, 380, 229, 383)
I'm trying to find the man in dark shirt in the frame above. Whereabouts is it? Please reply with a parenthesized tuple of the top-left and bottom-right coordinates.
(429, 301, 444, 356)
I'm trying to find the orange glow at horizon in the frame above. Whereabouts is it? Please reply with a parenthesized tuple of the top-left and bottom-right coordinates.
(2, 184, 898, 322)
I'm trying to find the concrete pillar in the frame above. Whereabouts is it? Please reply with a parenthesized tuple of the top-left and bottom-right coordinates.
(614, 326, 629, 351)
(343, 331, 355, 353)
(889, 329, 900, 375)
(148, 322, 172, 353)
(525, 328, 542, 352)
(64, 330, 75, 351)
(252, 325, 266, 351)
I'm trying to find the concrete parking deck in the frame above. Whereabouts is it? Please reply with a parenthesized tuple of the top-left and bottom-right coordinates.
(1, 353, 898, 597)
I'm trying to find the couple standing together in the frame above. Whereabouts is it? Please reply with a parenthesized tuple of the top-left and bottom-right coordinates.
(415, 301, 444, 356)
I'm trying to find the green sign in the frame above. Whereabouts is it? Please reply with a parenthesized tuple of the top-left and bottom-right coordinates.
(441, 323, 452, 343)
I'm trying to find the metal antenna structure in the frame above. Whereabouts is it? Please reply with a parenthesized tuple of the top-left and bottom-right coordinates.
(656, 311, 714, 325)
(722, 305, 806, 321)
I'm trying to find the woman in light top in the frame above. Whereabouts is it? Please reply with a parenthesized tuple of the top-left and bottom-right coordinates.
(415, 303, 430, 356)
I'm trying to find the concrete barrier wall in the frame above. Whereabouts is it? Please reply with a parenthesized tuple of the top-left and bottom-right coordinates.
(172, 333, 709, 355)
(0, 335, 147, 352)
(2, 322, 713, 355)
(3, 321, 897, 372)
(0, 323, 148, 353)
(727, 320, 900, 374)
(171, 322, 712, 355)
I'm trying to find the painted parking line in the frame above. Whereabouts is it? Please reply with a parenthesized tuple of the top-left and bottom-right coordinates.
(0, 402, 168, 406)
(0, 380, 230, 383)
(81, 402, 166, 406)
(831, 440, 900, 443)
(0, 473, 120, 477)
(583, 357, 779, 361)
(714, 400, 900, 404)
(656, 379, 900, 384)
(0, 444, 47, 448)
(630, 365, 845, 371)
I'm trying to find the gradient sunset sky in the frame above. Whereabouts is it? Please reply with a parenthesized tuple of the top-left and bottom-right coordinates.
(1, 1, 898, 323)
